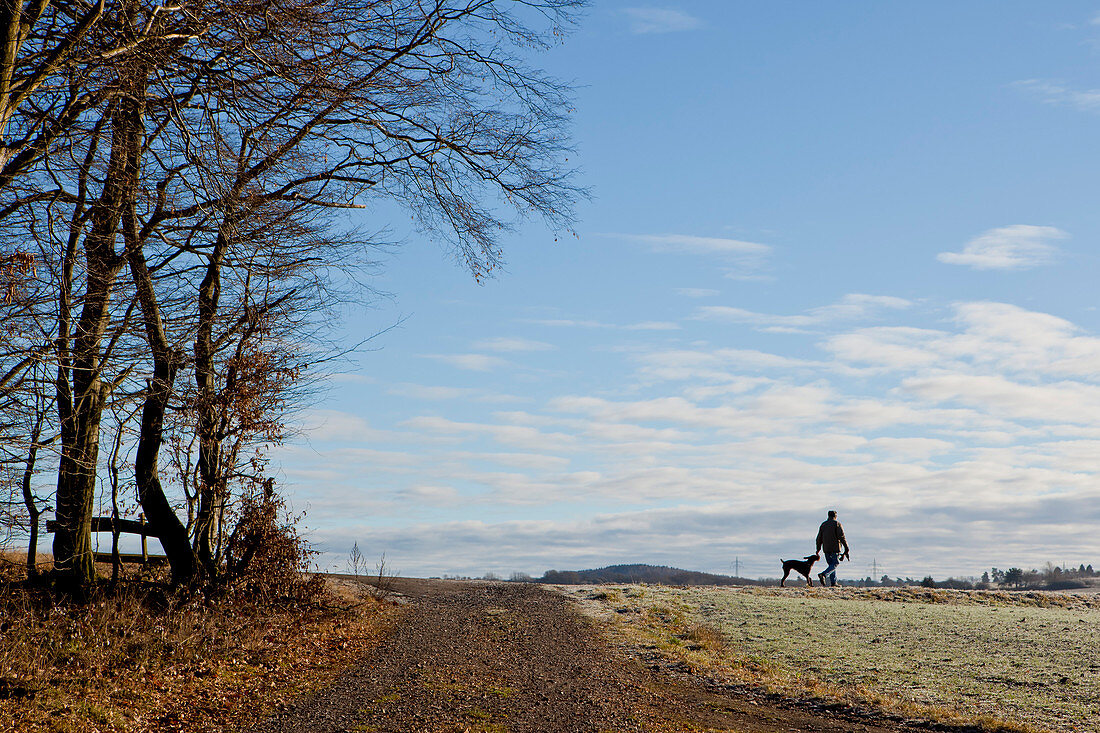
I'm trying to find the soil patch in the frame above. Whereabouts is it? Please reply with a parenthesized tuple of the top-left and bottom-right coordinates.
(253, 579, 917, 732)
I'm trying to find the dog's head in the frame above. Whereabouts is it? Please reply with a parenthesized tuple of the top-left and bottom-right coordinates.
(804, 554, 820, 562)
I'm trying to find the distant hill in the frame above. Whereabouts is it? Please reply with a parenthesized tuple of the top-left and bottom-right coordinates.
(537, 563, 763, 586)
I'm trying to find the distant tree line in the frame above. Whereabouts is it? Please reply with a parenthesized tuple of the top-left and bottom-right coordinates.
(807, 563, 1098, 590)
(539, 564, 769, 586)
(521, 562, 1100, 590)
(984, 563, 1097, 590)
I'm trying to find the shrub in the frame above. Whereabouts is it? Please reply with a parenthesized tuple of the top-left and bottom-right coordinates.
(223, 489, 323, 605)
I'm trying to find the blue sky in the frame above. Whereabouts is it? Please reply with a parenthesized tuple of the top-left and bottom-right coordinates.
(273, 3, 1100, 580)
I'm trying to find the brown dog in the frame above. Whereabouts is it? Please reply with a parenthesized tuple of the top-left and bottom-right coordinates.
(780, 554, 821, 586)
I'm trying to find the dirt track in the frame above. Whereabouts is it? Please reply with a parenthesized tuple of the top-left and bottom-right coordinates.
(253, 579, 924, 733)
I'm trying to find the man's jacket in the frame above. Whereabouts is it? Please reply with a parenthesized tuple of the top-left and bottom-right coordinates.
(816, 519, 847, 555)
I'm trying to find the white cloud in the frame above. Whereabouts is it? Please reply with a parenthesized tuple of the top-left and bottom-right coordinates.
(1012, 79, 1100, 112)
(295, 409, 385, 442)
(1027, 439, 1100, 473)
(603, 232, 771, 280)
(813, 293, 913, 318)
(548, 386, 836, 434)
(524, 318, 613, 329)
(473, 337, 556, 352)
(387, 383, 525, 403)
(634, 347, 840, 384)
(825, 326, 946, 371)
(902, 374, 1100, 424)
(682, 377, 773, 401)
(867, 437, 955, 459)
(625, 320, 681, 331)
(523, 317, 680, 332)
(676, 288, 720, 298)
(946, 302, 1100, 376)
(446, 451, 571, 471)
(827, 302, 1100, 378)
(614, 232, 770, 257)
(723, 270, 775, 283)
(549, 395, 751, 430)
(622, 8, 702, 34)
(402, 415, 579, 452)
(829, 398, 1005, 432)
(388, 383, 477, 400)
(937, 225, 1067, 270)
(395, 484, 463, 504)
(423, 353, 512, 371)
(696, 293, 911, 332)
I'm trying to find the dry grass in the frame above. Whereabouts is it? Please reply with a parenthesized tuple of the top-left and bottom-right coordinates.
(564, 584, 1100, 733)
(0, 554, 397, 733)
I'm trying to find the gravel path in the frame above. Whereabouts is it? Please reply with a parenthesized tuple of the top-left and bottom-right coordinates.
(253, 579, 919, 733)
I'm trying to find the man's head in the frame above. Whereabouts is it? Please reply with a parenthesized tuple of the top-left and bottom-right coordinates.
(828, 510, 837, 519)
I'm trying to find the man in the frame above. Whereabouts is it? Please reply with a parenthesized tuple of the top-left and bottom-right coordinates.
(815, 510, 850, 587)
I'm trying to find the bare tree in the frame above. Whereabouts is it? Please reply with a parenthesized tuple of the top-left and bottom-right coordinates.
(127, 0, 586, 587)
(0, 0, 106, 178)
(1, 225, 56, 575)
(4, 0, 585, 594)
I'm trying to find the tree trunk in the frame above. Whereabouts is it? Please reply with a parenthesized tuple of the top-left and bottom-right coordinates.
(194, 225, 229, 574)
(133, 354, 199, 585)
(21, 406, 43, 578)
(51, 98, 133, 593)
(124, 198, 201, 586)
(53, 372, 110, 590)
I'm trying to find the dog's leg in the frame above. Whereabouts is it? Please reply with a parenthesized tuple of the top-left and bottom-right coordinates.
(781, 568, 790, 587)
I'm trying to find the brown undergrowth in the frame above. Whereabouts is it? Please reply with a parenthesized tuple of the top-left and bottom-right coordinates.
(0, 556, 397, 733)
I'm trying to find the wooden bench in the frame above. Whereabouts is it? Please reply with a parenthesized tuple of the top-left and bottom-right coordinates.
(45, 514, 168, 565)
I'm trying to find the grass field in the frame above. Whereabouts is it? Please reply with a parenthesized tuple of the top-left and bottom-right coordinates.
(564, 585, 1100, 733)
